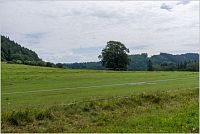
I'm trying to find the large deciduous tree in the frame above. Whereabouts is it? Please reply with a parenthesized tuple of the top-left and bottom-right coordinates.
(98, 41, 130, 70)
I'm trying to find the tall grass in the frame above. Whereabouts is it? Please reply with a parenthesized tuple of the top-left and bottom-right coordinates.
(2, 88, 199, 133)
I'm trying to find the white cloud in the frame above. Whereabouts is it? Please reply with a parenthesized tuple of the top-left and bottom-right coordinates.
(0, 1, 199, 63)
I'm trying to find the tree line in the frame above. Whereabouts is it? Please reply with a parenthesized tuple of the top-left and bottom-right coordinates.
(1, 35, 199, 71)
(65, 54, 199, 72)
(66, 41, 199, 72)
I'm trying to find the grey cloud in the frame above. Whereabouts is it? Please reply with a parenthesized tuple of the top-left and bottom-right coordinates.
(160, 3, 173, 11)
(176, 0, 190, 5)
(72, 46, 103, 54)
(0, 1, 199, 63)
(155, 26, 183, 32)
(155, 23, 199, 32)
(41, 51, 98, 63)
(23, 32, 47, 44)
(181, 43, 199, 47)
(24, 32, 46, 39)
(130, 45, 149, 50)
(89, 9, 119, 19)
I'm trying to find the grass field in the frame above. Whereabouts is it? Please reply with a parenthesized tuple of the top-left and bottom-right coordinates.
(1, 63, 199, 132)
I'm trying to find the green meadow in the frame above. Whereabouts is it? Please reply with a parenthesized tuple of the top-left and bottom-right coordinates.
(1, 63, 199, 132)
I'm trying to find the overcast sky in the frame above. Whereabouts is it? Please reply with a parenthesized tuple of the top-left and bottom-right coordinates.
(0, 0, 199, 63)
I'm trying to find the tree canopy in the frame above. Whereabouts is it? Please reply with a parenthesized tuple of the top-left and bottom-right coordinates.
(1, 35, 42, 62)
(1, 35, 65, 68)
(98, 41, 130, 70)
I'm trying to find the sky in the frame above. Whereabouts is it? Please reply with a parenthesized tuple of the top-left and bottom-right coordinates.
(0, 0, 199, 63)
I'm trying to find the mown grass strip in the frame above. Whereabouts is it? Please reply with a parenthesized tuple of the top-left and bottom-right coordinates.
(2, 76, 198, 95)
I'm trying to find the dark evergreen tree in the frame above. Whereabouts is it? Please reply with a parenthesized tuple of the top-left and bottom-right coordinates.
(46, 62, 55, 67)
(56, 63, 63, 68)
(147, 59, 153, 71)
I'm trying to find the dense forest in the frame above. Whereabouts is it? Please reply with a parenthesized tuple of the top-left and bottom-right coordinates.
(1, 35, 199, 71)
(1, 35, 42, 62)
(1, 35, 61, 68)
(150, 53, 199, 71)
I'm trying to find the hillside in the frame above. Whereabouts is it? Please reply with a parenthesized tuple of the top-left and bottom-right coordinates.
(128, 53, 148, 70)
(1, 35, 42, 62)
(150, 53, 199, 65)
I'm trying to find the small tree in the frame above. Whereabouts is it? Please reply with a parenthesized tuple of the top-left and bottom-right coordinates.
(56, 63, 63, 68)
(147, 59, 153, 71)
(98, 41, 130, 70)
(46, 62, 55, 67)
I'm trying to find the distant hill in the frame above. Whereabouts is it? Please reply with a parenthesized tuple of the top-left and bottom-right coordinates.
(128, 53, 148, 71)
(150, 53, 199, 71)
(64, 53, 199, 71)
(151, 53, 199, 65)
(1, 35, 42, 62)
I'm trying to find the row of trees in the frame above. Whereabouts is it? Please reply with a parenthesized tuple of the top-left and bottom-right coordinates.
(64, 62, 105, 70)
(6, 60, 64, 68)
(98, 41, 199, 71)
(152, 60, 199, 71)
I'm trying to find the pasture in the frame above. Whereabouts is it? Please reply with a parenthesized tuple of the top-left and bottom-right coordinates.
(1, 63, 199, 132)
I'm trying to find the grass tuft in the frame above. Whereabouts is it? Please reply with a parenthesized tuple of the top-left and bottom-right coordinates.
(2, 89, 199, 133)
